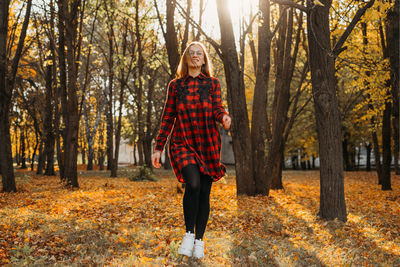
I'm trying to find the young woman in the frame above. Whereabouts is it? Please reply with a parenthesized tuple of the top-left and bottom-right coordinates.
(152, 42, 231, 259)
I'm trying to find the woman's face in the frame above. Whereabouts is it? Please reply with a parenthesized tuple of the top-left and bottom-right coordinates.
(186, 44, 205, 69)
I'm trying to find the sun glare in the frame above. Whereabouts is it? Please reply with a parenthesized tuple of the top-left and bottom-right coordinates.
(200, 0, 259, 40)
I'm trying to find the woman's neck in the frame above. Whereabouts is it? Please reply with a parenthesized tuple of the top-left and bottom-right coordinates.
(188, 67, 201, 78)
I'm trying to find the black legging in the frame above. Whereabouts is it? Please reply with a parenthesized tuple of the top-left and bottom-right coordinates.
(182, 164, 212, 240)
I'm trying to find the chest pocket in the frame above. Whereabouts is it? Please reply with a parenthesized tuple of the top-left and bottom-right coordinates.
(198, 83, 212, 102)
(176, 85, 190, 104)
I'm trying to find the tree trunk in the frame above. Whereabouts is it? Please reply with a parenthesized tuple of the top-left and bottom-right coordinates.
(36, 140, 45, 174)
(251, 0, 271, 194)
(144, 69, 157, 168)
(270, 148, 284, 189)
(44, 62, 55, 175)
(342, 132, 351, 171)
(20, 128, 27, 169)
(98, 122, 105, 171)
(307, 0, 346, 221)
(57, 0, 68, 180)
(366, 142, 371, 171)
(106, 18, 114, 172)
(136, 0, 145, 169)
(381, 100, 392, 190)
(165, 0, 180, 76)
(1, 0, 31, 192)
(386, 0, 399, 175)
(14, 124, 19, 166)
(111, 24, 128, 177)
(81, 136, 86, 165)
(62, 0, 81, 188)
(216, 0, 255, 195)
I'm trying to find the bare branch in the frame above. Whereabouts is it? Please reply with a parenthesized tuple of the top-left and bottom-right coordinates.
(9, 0, 32, 90)
(153, 0, 167, 43)
(271, 0, 309, 13)
(332, 0, 375, 56)
(175, 0, 223, 58)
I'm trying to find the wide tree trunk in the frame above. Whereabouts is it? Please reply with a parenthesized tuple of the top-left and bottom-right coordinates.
(307, 0, 346, 221)
(1, 0, 31, 192)
(386, 0, 399, 174)
(216, 0, 255, 195)
(61, 0, 81, 188)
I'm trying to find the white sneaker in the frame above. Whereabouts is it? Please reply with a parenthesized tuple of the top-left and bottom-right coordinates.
(178, 231, 195, 257)
(193, 239, 205, 258)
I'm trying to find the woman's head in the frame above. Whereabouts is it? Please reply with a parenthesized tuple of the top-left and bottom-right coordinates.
(176, 42, 213, 78)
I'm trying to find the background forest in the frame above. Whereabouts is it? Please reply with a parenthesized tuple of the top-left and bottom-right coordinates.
(0, 0, 399, 265)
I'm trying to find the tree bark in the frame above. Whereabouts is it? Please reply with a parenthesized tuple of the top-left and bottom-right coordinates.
(135, 0, 145, 169)
(216, 0, 255, 195)
(386, 0, 399, 174)
(61, 0, 81, 188)
(106, 16, 114, 172)
(20, 128, 27, 169)
(44, 61, 55, 175)
(57, 0, 68, 180)
(251, 0, 271, 194)
(381, 100, 392, 190)
(307, 0, 346, 221)
(36, 140, 45, 174)
(366, 142, 371, 171)
(0, 0, 32, 192)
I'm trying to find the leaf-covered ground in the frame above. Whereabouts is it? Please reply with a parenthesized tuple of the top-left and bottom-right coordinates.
(0, 167, 399, 266)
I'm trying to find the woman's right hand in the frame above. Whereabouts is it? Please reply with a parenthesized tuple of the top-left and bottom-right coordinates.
(152, 150, 162, 168)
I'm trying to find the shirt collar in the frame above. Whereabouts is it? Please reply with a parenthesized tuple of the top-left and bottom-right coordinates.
(183, 72, 207, 81)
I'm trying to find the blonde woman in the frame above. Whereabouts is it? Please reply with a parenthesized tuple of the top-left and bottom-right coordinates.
(152, 42, 231, 258)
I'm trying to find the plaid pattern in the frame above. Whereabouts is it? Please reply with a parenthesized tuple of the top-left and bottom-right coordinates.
(155, 73, 228, 183)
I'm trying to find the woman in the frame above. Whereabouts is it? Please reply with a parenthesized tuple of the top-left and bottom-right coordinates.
(152, 42, 231, 259)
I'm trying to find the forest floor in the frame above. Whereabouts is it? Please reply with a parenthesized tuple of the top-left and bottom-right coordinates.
(0, 166, 399, 266)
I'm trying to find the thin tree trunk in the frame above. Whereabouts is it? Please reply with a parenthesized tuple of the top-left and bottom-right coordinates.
(57, 0, 68, 180)
(366, 142, 371, 171)
(381, 100, 392, 190)
(20, 128, 27, 169)
(36, 140, 45, 174)
(44, 61, 55, 175)
(372, 130, 382, 183)
(98, 121, 105, 171)
(106, 18, 114, 172)
(135, 0, 145, 169)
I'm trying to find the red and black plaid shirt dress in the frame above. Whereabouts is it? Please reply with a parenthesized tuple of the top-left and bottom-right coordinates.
(155, 72, 229, 183)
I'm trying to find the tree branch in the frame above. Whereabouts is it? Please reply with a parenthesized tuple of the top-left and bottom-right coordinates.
(271, 0, 309, 13)
(9, 0, 32, 91)
(332, 0, 375, 57)
(175, 0, 223, 58)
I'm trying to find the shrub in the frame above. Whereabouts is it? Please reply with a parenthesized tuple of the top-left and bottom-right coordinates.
(128, 166, 157, 182)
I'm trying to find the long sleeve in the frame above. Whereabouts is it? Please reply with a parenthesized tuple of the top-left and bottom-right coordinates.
(155, 80, 177, 152)
(212, 78, 228, 124)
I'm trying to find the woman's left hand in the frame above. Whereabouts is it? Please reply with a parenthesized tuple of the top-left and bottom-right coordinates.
(222, 114, 231, 130)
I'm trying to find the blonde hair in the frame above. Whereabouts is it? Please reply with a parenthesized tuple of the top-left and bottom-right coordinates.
(176, 42, 213, 79)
